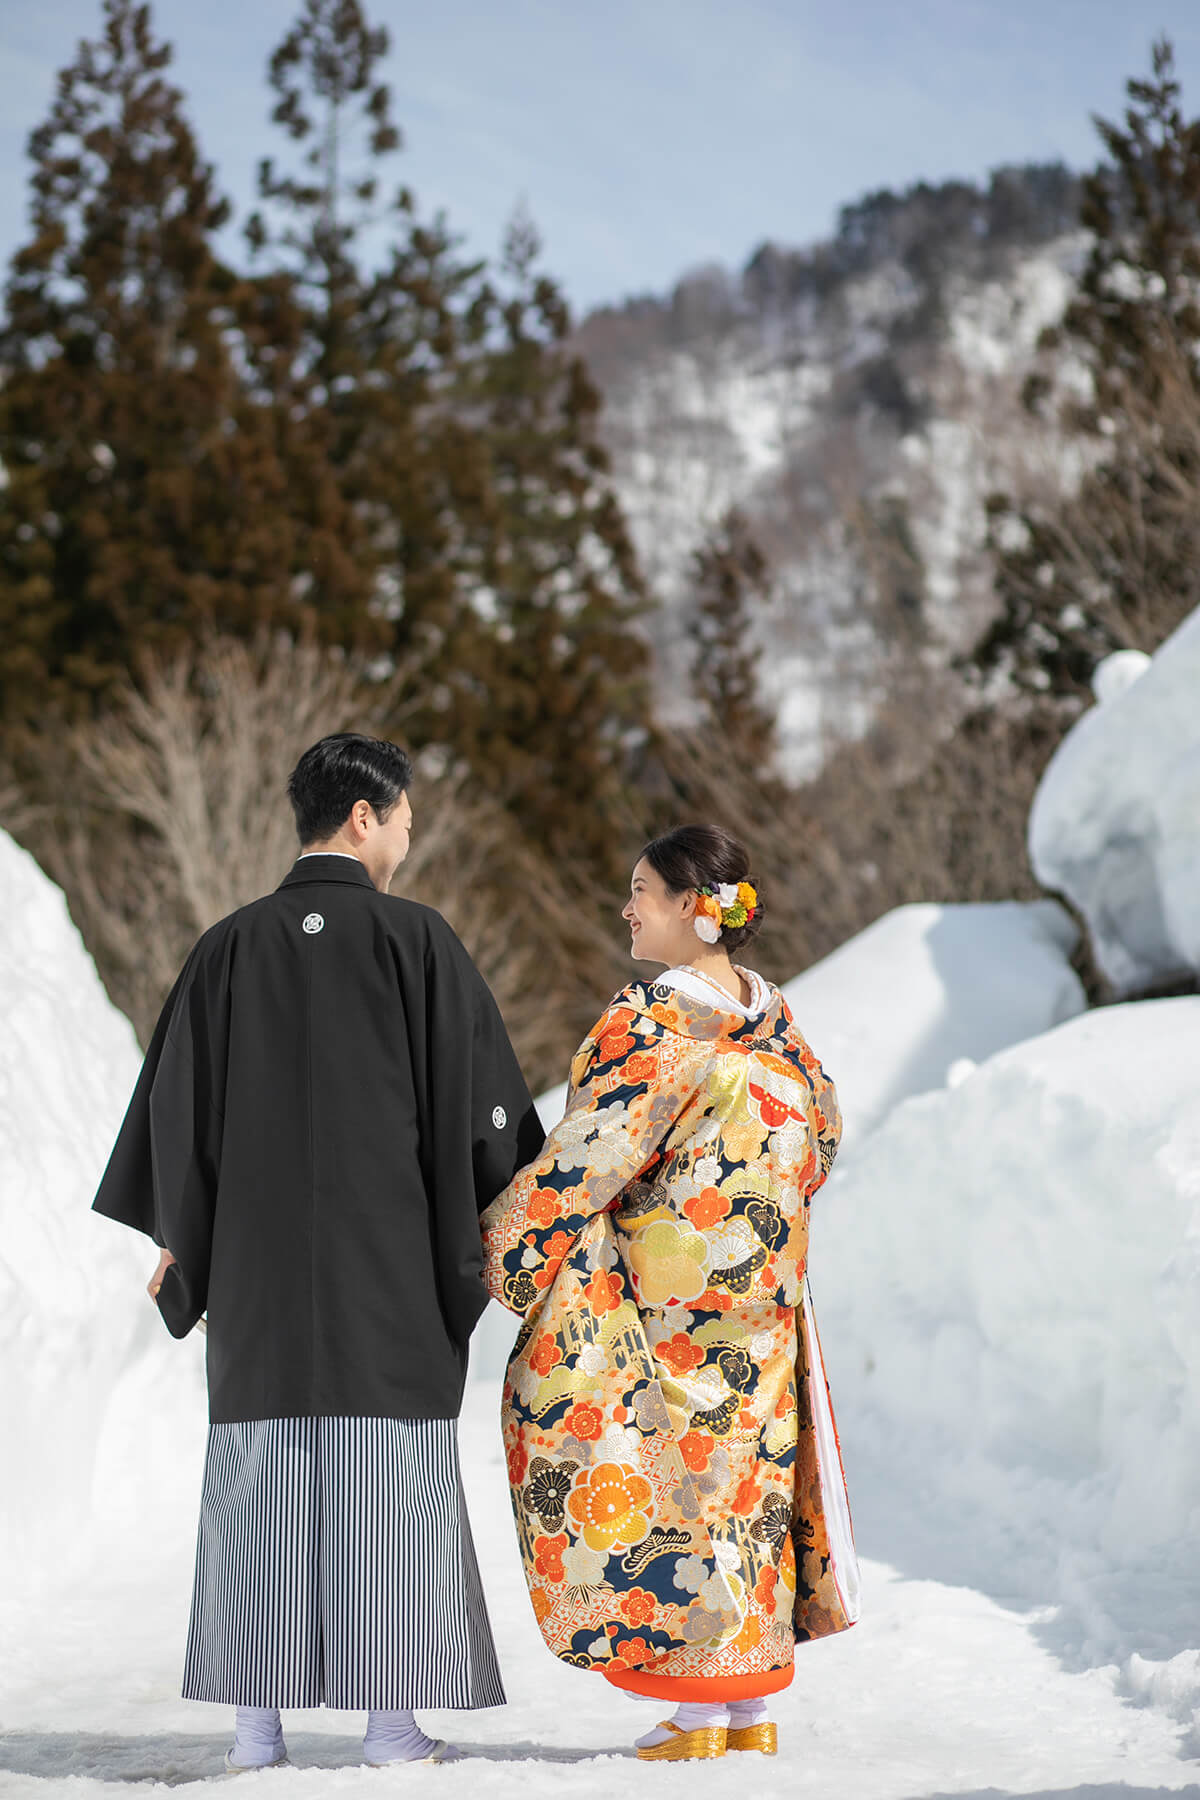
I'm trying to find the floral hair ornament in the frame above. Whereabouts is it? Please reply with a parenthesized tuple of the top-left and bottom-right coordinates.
(693, 881, 758, 943)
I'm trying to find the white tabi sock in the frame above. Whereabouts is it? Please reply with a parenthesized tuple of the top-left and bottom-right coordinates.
(363, 1708, 462, 1764)
(728, 1696, 771, 1728)
(229, 1706, 285, 1768)
(635, 1700, 730, 1749)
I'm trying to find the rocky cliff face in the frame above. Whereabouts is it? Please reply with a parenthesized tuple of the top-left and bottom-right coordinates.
(577, 166, 1088, 775)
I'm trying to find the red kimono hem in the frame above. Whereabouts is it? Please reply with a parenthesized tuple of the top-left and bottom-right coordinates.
(602, 1663, 794, 1702)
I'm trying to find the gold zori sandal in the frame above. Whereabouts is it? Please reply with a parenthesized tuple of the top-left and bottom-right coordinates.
(635, 1721, 727, 1761)
(727, 1721, 778, 1754)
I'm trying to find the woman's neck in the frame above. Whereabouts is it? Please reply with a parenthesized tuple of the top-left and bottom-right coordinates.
(673, 947, 751, 1008)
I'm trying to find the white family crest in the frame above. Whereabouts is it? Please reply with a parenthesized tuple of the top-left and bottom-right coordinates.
(302, 913, 325, 935)
(492, 1105, 507, 1130)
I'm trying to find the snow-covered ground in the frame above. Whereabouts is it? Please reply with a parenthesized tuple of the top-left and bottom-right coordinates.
(3, 774, 1199, 1796)
(2, 1375, 1196, 1798)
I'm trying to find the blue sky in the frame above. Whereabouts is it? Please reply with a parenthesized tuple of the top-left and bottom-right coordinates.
(2, 2, 1198, 314)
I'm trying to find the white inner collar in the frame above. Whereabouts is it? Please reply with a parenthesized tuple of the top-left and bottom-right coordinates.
(658, 964, 770, 1018)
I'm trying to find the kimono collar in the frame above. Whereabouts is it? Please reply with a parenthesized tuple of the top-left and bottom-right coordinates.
(277, 854, 377, 891)
(622, 976, 791, 1044)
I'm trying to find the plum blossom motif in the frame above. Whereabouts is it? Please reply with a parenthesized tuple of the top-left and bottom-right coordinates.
(626, 1218, 710, 1305)
(583, 1227, 619, 1272)
(682, 1603, 726, 1642)
(533, 1533, 567, 1580)
(631, 1382, 671, 1433)
(655, 1332, 705, 1376)
(583, 1268, 623, 1314)
(566, 1463, 653, 1552)
(672, 1553, 708, 1594)
(683, 1186, 730, 1230)
(720, 1114, 769, 1161)
(563, 1402, 604, 1441)
(561, 1540, 610, 1588)
(619, 1587, 658, 1626)
(552, 1104, 634, 1175)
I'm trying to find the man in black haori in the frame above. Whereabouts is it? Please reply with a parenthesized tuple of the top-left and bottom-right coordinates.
(94, 733, 543, 1770)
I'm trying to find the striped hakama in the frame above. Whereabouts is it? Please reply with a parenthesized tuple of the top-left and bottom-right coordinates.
(182, 1417, 504, 1711)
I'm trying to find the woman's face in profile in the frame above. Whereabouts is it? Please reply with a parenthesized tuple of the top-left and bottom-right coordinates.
(621, 857, 690, 965)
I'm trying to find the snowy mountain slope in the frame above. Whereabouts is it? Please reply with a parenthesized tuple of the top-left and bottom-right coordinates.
(577, 170, 1089, 775)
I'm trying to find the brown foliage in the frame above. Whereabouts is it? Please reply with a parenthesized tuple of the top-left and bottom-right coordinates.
(1, 632, 626, 1090)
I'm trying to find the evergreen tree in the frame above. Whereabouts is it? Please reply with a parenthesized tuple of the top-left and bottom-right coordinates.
(687, 507, 775, 769)
(978, 39, 1200, 701)
(0, 0, 341, 731)
(251, 5, 651, 873)
(244, 0, 496, 708)
(452, 207, 650, 871)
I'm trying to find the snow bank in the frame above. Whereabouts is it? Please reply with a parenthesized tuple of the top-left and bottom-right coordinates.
(782, 900, 1085, 1142)
(814, 995, 1200, 1714)
(1030, 612, 1200, 994)
(0, 829, 206, 1595)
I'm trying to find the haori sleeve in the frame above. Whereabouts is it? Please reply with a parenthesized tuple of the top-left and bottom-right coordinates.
(480, 997, 683, 1317)
(92, 932, 228, 1338)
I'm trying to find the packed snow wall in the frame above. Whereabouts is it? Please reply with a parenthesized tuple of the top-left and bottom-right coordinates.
(0, 829, 206, 1594)
(813, 995, 1200, 1711)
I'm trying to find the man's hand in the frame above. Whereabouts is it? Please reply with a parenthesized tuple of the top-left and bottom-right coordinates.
(148, 1247, 177, 1301)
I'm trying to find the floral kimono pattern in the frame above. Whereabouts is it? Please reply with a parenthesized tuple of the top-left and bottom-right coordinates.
(480, 978, 860, 1696)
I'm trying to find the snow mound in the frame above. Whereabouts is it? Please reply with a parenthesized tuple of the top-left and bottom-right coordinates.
(1030, 612, 1200, 994)
(815, 995, 1200, 1715)
(1091, 647, 1150, 704)
(782, 900, 1085, 1142)
(0, 829, 206, 1594)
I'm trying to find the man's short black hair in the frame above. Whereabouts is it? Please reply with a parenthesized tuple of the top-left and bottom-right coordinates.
(287, 733, 414, 846)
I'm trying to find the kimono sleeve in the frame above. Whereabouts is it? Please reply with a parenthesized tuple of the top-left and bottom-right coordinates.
(480, 999, 682, 1317)
(806, 1050, 843, 1194)
(92, 933, 228, 1338)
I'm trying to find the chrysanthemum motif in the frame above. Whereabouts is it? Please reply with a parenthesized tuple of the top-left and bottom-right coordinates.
(524, 1457, 579, 1530)
(706, 1216, 760, 1270)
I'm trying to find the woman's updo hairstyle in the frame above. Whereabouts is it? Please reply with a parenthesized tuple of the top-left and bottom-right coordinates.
(639, 823, 764, 955)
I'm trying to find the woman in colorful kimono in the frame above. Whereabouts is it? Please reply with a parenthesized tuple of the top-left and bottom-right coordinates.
(480, 824, 859, 1763)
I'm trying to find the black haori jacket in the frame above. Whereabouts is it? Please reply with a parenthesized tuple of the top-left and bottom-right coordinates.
(93, 855, 544, 1423)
